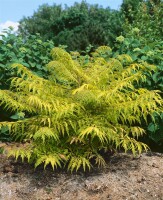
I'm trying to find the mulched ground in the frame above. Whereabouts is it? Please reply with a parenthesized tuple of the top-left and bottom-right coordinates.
(0, 152, 163, 200)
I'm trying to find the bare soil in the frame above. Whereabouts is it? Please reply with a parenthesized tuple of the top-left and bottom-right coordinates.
(0, 152, 163, 200)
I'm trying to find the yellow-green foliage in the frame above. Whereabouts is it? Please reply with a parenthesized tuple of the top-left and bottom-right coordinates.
(0, 47, 162, 171)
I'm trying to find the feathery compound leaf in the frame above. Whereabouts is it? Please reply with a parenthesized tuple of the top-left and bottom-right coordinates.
(33, 127, 59, 143)
(47, 61, 78, 84)
(130, 127, 146, 139)
(79, 126, 108, 144)
(51, 47, 72, 61)
(34, 153, 63, 169)
(116, 54, 133, 65)
(68, 155, 92, 172)
(92, 153, 106, 168)
(7, 143, 33, 162)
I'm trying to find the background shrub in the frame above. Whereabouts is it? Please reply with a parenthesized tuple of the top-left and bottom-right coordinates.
(0, 28, 54, 89)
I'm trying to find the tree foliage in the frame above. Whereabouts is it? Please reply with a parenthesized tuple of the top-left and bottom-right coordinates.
(122, 0, 163, 43)
(18, 1, 122, 51)
(0, 47, 162, 171)
(121, 0, 144, 23)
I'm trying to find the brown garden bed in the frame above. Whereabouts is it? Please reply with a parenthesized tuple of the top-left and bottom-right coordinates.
(0, 152, 163, 200)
